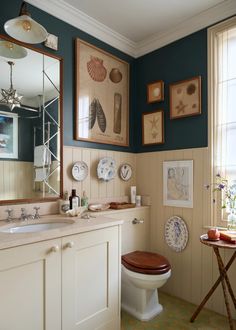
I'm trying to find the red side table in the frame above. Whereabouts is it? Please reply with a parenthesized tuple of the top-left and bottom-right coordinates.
(190, 235, 236, 330)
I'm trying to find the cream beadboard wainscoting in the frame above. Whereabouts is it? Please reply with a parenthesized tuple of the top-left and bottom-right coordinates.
(136, 147, 236, 318)
(0, 161, 34, 200)
(63, 146, 136, 203)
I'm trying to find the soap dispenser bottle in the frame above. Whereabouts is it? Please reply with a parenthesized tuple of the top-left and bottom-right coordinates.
(81, 191, 88, 209)
(69, 189, 80, 210)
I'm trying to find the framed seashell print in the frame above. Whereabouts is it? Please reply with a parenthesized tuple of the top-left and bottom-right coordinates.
(75, 39, 129, 146)
(147, 80, 164, 103)
(142, 110, 164, 145)
(170, 76, 201, 119)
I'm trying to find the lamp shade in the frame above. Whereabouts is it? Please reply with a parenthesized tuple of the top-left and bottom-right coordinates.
(4, 15, 48, 44)
(0, 40, 27, 59)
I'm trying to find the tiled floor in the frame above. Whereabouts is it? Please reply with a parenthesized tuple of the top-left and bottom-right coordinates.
(121, 292, 236, 330)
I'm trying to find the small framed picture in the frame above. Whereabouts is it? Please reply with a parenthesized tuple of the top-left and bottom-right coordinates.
(170, 76, 201, 119)
(0, 111, 18, 159)
(163, 160, 193, 208)
(142, 110, 164, 145)
(147, 80, 164, 103)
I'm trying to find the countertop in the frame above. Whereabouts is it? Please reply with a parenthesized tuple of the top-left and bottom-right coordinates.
(0, 214, 123, 250)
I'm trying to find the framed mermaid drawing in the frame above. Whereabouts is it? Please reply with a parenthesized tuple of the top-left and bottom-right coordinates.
(75, 38, 129, 146)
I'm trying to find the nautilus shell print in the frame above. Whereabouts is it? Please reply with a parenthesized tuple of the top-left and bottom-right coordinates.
(87, 56, 107, 82)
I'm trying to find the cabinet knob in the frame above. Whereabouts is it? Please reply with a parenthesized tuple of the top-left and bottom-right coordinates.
(51, 245, 59, 253)
(65, 241, 74, 249)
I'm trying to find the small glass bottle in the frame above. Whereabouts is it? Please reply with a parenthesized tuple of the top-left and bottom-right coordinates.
(81, 191, 88, 209)
(69, 189, 80, 210)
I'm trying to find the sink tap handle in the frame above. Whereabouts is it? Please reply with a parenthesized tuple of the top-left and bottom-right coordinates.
(5, 208, 13, 222)
(19, 208, 27, 221)
(33, 206, 40, 219)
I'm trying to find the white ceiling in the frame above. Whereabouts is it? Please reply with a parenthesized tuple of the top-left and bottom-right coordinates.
(27, 0, 236, 57)
(63, 0, 224, 42)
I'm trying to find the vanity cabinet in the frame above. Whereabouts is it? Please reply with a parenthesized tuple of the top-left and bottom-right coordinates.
(0, 226, 121, 330)
(0, 238, 62, 330)
(62, 226, 120, 330)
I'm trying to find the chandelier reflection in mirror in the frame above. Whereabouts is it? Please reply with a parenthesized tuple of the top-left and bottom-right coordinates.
(0, 61, 22, 111)
(0, 36, 61, 202)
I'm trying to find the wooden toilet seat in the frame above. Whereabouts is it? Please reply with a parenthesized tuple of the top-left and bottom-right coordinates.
(122, 251, 171, 275)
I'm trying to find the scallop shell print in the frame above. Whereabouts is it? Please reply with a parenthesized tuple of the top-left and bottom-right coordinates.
(87, 56, 107, 82)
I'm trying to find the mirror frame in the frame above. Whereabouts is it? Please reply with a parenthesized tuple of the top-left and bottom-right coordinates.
(0, 33, 63, 205)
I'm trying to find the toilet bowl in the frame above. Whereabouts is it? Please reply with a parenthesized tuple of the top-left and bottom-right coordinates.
(121, 251, 171, 321)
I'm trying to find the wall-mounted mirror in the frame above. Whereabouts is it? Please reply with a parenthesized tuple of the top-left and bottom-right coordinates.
(0, 34, 63, 204)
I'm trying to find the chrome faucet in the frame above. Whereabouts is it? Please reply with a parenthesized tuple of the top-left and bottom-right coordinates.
(33, 206, 40, 219)
(19, 208, 33, 221)
(5, 208, 14, 222)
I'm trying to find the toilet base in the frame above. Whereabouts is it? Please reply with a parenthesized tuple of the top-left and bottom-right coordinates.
(122, 300, 163, 321)
(121, 279, 163, 321)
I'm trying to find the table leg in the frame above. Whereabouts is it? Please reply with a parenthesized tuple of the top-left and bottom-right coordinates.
(214, 248, 236, 309)
(190, 250, 236, 323)
(214, 247, 234, 330)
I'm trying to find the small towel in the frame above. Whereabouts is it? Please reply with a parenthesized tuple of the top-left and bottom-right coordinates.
(34, 145, 51, 167)
(35, 168, 48, 182)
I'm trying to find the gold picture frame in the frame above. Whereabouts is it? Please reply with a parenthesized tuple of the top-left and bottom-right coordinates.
(75, 39, 129, 146)
(147, 80, 164, 103)
(142, 110, 164, 145)
(170, 76, 201, 119)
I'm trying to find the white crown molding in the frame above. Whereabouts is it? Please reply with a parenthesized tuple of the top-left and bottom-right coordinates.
(26, 0, 236, 58)
(25, 0, 137, 57)
(136, 0, 236, 57)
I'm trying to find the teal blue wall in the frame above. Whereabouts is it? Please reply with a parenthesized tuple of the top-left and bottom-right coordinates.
(0, 1, 208, 154)
(0, 0, 136, 153)
(135, 29, 208, 152)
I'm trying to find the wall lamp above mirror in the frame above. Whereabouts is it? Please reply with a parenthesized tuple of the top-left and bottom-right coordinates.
(4, 1, 48, 44)
(0, 34, 63, 204)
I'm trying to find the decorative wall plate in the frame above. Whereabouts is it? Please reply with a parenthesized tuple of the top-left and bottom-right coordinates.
(165, 216, 188, 252)
(97, 157, 116, 181)
(119, 164, 132, 181)
(72, 161, 88, 181)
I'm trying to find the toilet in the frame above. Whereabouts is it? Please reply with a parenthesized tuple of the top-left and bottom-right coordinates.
(121, 250, 171, 321)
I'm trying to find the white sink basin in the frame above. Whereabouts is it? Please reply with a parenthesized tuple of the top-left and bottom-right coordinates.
(0, 222, 73, 234)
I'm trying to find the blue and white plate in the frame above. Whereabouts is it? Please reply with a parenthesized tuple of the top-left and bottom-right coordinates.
(97, 157, 116, 181)
(165, 216, 188, 252)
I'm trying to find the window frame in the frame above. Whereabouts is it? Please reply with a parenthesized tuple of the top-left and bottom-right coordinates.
(208, 16, 236, 227)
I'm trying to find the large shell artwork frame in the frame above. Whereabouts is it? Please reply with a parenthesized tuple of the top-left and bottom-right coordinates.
(75, 38, 129, 146)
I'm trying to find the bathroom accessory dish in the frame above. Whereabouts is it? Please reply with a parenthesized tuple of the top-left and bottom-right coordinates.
(109, 202, 135, 209)
(88, 203, 110, 212)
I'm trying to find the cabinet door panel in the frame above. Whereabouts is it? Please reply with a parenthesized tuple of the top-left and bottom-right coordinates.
(0, 239, 61, 330)
(62, 226, 120, 330)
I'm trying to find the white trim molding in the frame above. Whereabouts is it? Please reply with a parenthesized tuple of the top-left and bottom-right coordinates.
(26, 0, 236, 58)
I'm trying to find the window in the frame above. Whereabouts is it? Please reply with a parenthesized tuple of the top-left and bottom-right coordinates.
(208, 17, 236, 224)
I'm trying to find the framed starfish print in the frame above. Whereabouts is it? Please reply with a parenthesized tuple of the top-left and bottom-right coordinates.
(142, 110, 164, 145)
(170, 76, 201, 119)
